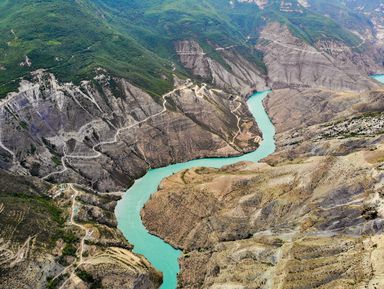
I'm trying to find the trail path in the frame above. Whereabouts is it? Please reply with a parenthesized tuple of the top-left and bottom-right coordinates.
(258, 33, 366, 54)
(230, 95, 243, 144)
(43, 80, 193, 180)
(52, 184, 93, 289)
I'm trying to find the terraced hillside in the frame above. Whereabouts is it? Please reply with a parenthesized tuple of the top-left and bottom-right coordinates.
(0, 170, 162, 288)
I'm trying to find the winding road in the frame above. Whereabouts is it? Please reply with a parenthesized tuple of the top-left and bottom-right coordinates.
(42, 80, 194, 180)
(51, 184, 93, 289)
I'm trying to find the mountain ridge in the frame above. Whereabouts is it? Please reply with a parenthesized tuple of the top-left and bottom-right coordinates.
(1, 0, 380, 97)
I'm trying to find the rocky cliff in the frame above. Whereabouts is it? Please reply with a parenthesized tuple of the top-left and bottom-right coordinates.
(175, 40, 268, 96)
(261, 81, 384, 167)
(0, 70, 261, 193)
(257, 23, 380, 91)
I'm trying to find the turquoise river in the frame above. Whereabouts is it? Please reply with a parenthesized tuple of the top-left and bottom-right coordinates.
(115, 74, 384, 289)
(115, 89, 275, 289)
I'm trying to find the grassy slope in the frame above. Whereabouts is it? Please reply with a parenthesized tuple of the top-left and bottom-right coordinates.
(87, 0, 361, 76)
(307, 0, 375, 38)
(259, 1, 361, 46)
(0, 0, 364, 97)
(0, 0, 173, 96)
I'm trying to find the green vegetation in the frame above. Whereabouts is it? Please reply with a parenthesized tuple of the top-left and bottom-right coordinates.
(56, 229, 81, 265)
(29, 144, 37, 155)
(76, 269, 102, 289)
(308, 0, 379, 41)
(76, 269, 94, 283)
(0, 172, 65, 249)
(0, 0, 174, 97)
(0, 0, 365, 97)
(61, 230, 80, 244)
(0, 171, 76, 257)
(47, 275, 65, 289)
(51, 155, 62, 166)
(282, 11, 360, 46)
(62, 243, 77, 257)
(3, 192, 65, 223)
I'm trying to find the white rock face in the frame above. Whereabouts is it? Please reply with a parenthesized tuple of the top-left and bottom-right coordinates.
(175, 40, 268, 95)
(19, 55, 32, 67)
(236, 0, 309, 10)
(297, 0, 309, 8)
(237, 0, 268, 9)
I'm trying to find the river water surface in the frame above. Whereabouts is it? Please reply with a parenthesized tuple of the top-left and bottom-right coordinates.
(115, 90, 276, 289)
(372, 74, 384, 84)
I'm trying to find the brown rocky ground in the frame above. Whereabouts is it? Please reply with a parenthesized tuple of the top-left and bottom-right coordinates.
(263, 87, 384, 165)
(142, 146, 384, 289)
(256, 22, 380, 92)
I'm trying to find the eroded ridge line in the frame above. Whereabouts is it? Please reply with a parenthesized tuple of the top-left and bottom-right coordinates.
(42, 81, 193, 180)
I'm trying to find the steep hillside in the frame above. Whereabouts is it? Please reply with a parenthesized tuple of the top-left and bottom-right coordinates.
(142, 83, 384, 289)
(0, 1, 384, 288)
(0, 0, 174, 96)
(0, 71, 261, 192)
(143, 149, 384, 289)
(308, 0, 384, 42)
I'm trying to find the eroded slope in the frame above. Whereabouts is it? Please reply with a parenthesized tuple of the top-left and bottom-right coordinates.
(0, 71, 261, 192)
(142, 148, 384, 289)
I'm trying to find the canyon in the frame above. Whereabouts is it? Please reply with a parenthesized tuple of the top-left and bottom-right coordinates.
(142, 75, 384, 289)
(1, 1, 384, 288)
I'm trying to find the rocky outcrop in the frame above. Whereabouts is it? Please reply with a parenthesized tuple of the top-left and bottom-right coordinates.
(314, 39, 383, 75)
(341, 0, 384, 46)
(0, 171, 162, 289)
(0, 70, 261, 192)
(237, 0, 269, 10)
(142, 148, 384, 289)
(236, 0, 309, 11)
(257, 23, 380, 91)
(261, 85, 384, 165)
(175, 40, 268, 96)
(264, 87, 384, 133)
(175, 24, 381, 95)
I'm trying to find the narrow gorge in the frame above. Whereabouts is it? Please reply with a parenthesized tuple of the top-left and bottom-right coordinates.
(116, 89, 275, 289)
